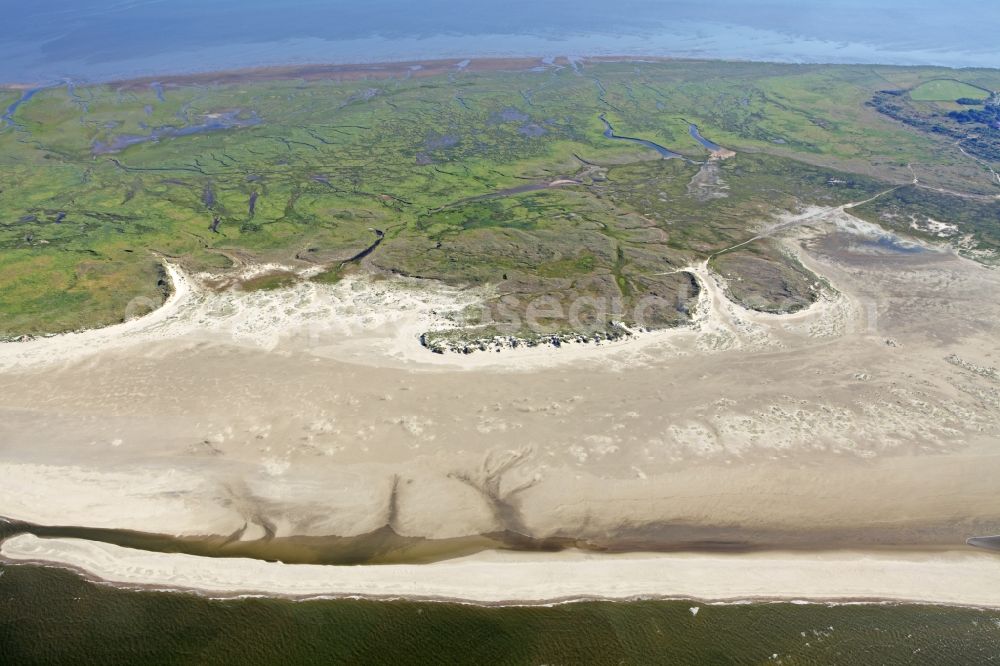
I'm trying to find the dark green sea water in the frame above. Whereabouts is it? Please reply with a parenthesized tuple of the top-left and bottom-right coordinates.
(2, 563, 999, 664)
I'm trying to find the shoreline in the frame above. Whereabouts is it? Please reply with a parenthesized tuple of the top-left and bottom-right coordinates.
(8, 560, 996, 613)
(0, 55, 670, 89)
(4, 535, 1000, 609)
(3, 53, 995, 90)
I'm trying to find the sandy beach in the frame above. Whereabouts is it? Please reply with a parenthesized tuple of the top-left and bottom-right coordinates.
(1, 206, 999, 604)
(6, 535, 1000, 608)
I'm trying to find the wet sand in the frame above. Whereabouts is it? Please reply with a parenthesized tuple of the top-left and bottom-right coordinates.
(1, 207, 999, 603)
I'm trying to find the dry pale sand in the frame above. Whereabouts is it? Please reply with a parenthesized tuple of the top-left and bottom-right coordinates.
(6, 535, 1000, 608)
(1, 207, 999, 603)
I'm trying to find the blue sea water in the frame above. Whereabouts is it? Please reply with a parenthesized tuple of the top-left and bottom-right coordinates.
(1, 0, 999, 83)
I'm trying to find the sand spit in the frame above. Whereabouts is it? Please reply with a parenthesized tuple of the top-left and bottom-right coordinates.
(5, 535, 1000, 608)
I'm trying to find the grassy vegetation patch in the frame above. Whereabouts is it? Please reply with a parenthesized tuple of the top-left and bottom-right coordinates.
(239, 271, 298, 291)
(910, 79, 990, 102)
(2, 62, 999, 335)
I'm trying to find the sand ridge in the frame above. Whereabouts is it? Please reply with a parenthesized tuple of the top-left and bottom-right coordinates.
(6, 535, 1000, 608)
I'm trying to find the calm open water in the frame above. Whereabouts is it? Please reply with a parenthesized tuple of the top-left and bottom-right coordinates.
(2, 562, 1000, 665)
(2, 0, 1000, 83)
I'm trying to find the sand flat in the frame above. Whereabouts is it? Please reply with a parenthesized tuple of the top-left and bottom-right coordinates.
(1, 213, 999, 599)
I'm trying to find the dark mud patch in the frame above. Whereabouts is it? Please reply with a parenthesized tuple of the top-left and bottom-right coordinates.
(92, 109, 261, 154)
(518, 123, 547, 137)
(1, 514, 987, 569)
(711, 244, 817, 314)
(0, 518, 501, 566)
(489, 106, 530, 124)
(687, 160, 729, 201)
(811, 231, 947, 269)
(424, 132, 459, 151)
